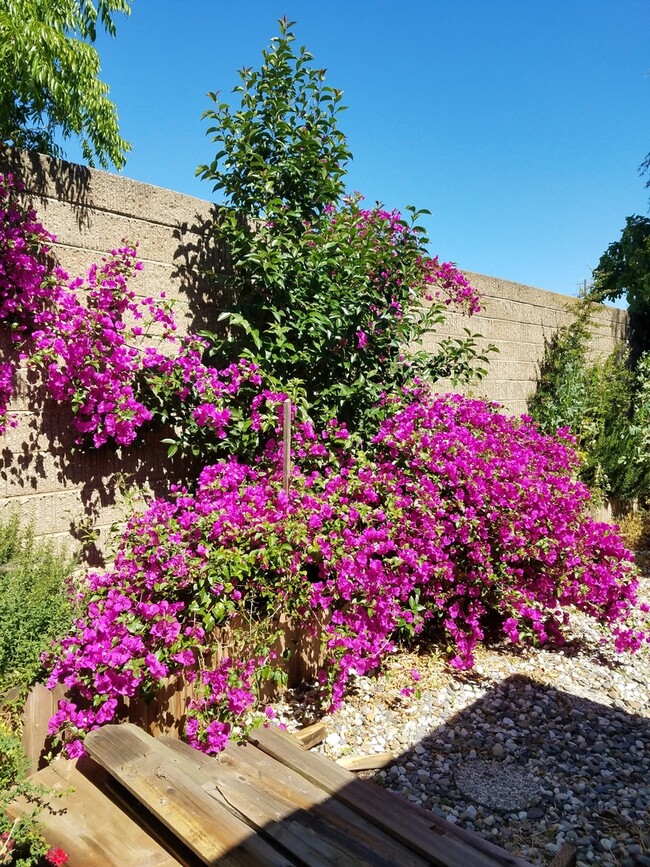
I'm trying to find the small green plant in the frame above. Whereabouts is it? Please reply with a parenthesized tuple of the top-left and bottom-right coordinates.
(0, 519, 73, 863)
(0, 719, 68, 866)
(0, 516, 75, 700)
(618, 509, 650, 551)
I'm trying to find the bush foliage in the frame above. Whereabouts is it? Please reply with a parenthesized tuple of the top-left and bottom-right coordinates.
(528, 304, 650, 503)
(0, 517, 73, 866)
(0, 515, 75, 698)
(197, 18, 493, 436)
(46, 392, 645, 757)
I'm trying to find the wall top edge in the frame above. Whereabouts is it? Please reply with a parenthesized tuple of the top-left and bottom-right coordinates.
(0, 146, 629, 324)
(0, 145, 220, 226)
(463, 270, 628, 323)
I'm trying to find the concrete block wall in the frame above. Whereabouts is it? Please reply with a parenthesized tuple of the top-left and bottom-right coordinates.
(0, 147, 629, 549)
(425, 272, 628, 416)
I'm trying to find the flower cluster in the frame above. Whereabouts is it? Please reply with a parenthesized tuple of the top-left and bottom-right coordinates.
(143, 337, 268, 458)
(13, 247, 269, 454)
(0, 173, 55, 432)
(43, 454, 293, 757)
(185, 657, 276, 755)
(318, 196, 482, 344)
(45, 391, 647, 755)
(424, 256, 482, 315)
(29, 246, 159, 447)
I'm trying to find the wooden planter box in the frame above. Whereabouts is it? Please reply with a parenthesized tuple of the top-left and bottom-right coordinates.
(21, 614, 325, 771)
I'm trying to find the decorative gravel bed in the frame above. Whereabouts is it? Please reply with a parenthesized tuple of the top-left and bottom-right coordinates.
(272, 568, 650, 867)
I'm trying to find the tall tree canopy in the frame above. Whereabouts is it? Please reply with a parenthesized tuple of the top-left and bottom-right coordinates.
(591, 214, 650, 361)
(0, 0, 131, 169)
(591, 214, 650, 311)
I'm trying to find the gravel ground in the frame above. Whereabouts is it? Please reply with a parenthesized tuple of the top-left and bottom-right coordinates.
(272, 564, 650, 867)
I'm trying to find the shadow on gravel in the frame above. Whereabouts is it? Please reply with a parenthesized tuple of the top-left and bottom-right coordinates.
(28, 673, 649, 866)
(374, 674, 649, 866)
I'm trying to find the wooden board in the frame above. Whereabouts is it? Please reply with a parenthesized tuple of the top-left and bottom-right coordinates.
(20, 682, 66, 772)
(21, 722, 539, 867)
(292, 722, 327, 750)
(84, 723, 296, 867)
(161, 735, 429, 867)
(249, 725, 535, 867)
(336, 752, 396, 771)
(8, 757, 185, 867)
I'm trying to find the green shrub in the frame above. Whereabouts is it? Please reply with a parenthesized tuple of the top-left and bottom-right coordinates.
(579, 350, 650, 501)
(618, 509, 650, 551)
(527, 303, 593, 438)
(0, 516, 75, 699)
(528, 305, 650, 503)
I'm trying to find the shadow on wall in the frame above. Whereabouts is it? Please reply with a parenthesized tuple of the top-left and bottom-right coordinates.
(0, 145, 93, 231)
(171, 205, 237, 334)
(1, 345, 197, 566)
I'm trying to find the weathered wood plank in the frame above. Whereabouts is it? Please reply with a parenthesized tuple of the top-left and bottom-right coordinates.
(77, 760, 202, 867)
(250, 725, 536, 867)
(161, 735, 428, 867)
(160, 737, 354, 867)
(20, 683, 66, 772)
(293, 722, 327, 750)
(8, 757, 184, 867)
(85, 723, 296, 866)
(548, 843, 578, 867)
(336, 752, 396, 771)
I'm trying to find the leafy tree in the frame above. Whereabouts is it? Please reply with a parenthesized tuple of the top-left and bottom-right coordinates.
(591, 214, 650, 361)
(592, 215, 650, 310)
(0, 0, 132, 169)
(527, 301, 594, 437)
(197, 18, 492, 434)
(199, 16, 350, 228)
(528, 300, 650, 504)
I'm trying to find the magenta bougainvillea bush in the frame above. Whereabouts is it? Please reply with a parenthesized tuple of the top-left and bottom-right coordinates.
(1, 172, 648, 759)
(0, 173, 55, 431)
(0, 174, 283, 455)
(45, 394, 647, 756)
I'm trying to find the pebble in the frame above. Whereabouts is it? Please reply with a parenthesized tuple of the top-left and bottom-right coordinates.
(272, 570, 650, 867)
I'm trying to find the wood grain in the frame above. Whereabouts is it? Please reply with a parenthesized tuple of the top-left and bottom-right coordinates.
(8, 757, 184, 867)
(335, 752, 396, 771)
(250, 725, 535, 867)
(161, 735, 428, 867)
(20, 682, 66, 772)
(293, 722, 327, 750)
(85, 723, 295, 866)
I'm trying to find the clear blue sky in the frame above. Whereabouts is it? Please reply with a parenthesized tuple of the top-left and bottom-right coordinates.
(61, 0, 650, 300)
